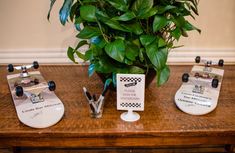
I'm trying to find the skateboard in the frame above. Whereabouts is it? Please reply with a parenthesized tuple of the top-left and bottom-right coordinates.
(7, 62, 64, 128)
(174, 57, 224, 115)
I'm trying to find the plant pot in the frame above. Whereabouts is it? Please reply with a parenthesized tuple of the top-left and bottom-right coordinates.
(97, 69, 156, 91)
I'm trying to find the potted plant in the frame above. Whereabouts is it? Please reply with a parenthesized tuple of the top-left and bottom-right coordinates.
(48, 0, 200, 88)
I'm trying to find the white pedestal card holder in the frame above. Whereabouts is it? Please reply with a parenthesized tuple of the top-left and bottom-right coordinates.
(117, 74, 145, 122)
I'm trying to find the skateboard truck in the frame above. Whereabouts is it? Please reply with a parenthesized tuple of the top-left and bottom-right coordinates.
(195, 56, 224, 72)
(15, 81, 56, 103)
(7, 61, 39, 78)
(182, 73, 219, 88)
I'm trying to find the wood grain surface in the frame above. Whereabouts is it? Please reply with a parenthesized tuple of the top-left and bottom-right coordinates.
(0, 65, 235, 149)
(0, 146, 232, 153)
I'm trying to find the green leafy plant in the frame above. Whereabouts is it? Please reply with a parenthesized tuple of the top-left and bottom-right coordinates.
(48, 0, 200, 87)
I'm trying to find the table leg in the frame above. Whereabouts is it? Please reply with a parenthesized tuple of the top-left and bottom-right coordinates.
(225, 144, 234, 153)
(12, 147, 21, 153)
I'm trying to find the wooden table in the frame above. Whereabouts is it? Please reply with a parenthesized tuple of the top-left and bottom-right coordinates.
(0, 65, 235, 152)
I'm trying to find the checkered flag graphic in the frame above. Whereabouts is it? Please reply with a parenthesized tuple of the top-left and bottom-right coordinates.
(120, 102, 141, 108)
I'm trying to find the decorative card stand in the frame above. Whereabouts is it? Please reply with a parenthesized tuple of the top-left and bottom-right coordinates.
(117, 74, 145, 122)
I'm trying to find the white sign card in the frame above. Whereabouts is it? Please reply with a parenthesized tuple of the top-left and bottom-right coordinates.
(117, 74, 145, 122)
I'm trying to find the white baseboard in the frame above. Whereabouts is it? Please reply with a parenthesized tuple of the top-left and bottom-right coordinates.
(0, 48, 235, 65)
(168, 48, 235, 65)
(0, 49, 74, 64)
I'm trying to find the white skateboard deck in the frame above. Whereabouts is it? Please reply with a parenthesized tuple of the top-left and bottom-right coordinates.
(175, 66, 224, 115)
(7, 71, 64, 128)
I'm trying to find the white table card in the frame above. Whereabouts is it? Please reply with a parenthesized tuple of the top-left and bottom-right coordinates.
(117, 74, 145, 122)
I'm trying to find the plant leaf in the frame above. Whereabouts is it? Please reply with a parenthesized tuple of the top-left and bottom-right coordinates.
(88, 64, 95, 77)
(105, 39, 125, 63)
(90, 36, 107, 48)
(112, 73, 117, 88)
(112, 11, 136, 21)
(85, 49, 93, 61)
(172, 16, 186, 27)
(74, 17, 83, 31)
(183, 20, 201, 33)
(59, 0, 74, 25)
(157, 65, 170, 86)
(90, 36, 101, 45)
(95, 10, 110, 22)
(47, 0, 57, 20)
(132, 39, 141, 48)
(75, 50, 86, 61)
(138, 6, 158, 19)
(83, 0, 97, 3)
(124, 58, 133, 65)
(91, 45, 103, 57)
(156, 5, 177, 14)
(75, 40, 88, 50)
(125, 22, 143, 35)
(146, 42, 168, 69)
(104, 19, 129, 32)
(67, 47, 78, 64)
(94, 56, 117, 73)
(171, 27, 182, 41)
(158, 37, 167, 47)
(70, 2, 79, 21)
(125, 42, 139, 61)
(103, 78, 112, 95)
(140, 35, 157, 46)
(139, 48, 145, 62)
(76, 26, 101, 39)
(96, 10, 129, 32)
(132, 0, 153, 17)
(129, 66, 145, 74)
(67, 45, 87, 63)
(80, 5, 96, 22)
(153, 15, 168, 32)
(75, 24, 81, 31)
(105, 0, 128, 12)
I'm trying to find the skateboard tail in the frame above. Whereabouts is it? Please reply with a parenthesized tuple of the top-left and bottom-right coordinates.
(14, 95, 65, 128)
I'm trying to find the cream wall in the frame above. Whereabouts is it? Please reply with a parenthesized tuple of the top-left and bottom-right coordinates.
(170, 0, 235, 64)
(0, 0, 76, 49)
(179, 0, 235, 48)
(0, 0, 235, 64)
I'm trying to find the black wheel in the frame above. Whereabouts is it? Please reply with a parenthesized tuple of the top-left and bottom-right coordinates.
(182, 73, 189, 82)
(195, 56, 201, 63)
(7, 64, 14, 72)
(15, 86, 23, 97)
(218, 59, 224, 67)
(212, 78, 219, 88)
(33, 61, 39, 69)
(48, 81, 56, 91)
(34, 78, 39, 85)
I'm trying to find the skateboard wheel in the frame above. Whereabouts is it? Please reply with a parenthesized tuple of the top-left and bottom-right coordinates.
(194, 72, 200, 78)
(218, 59, 224, 67)
(195, 56, 201, 63)
(182, 73, 189, 82)
(33, 61, 39, 69)
(15, 86, 23, 97)
(212, 78, 219, 88)
(7, 64, 14, 72)
(48, 81, 56, 91)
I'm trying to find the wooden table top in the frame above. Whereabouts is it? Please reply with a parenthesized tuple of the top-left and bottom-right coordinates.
(0, 65, 235, 147)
